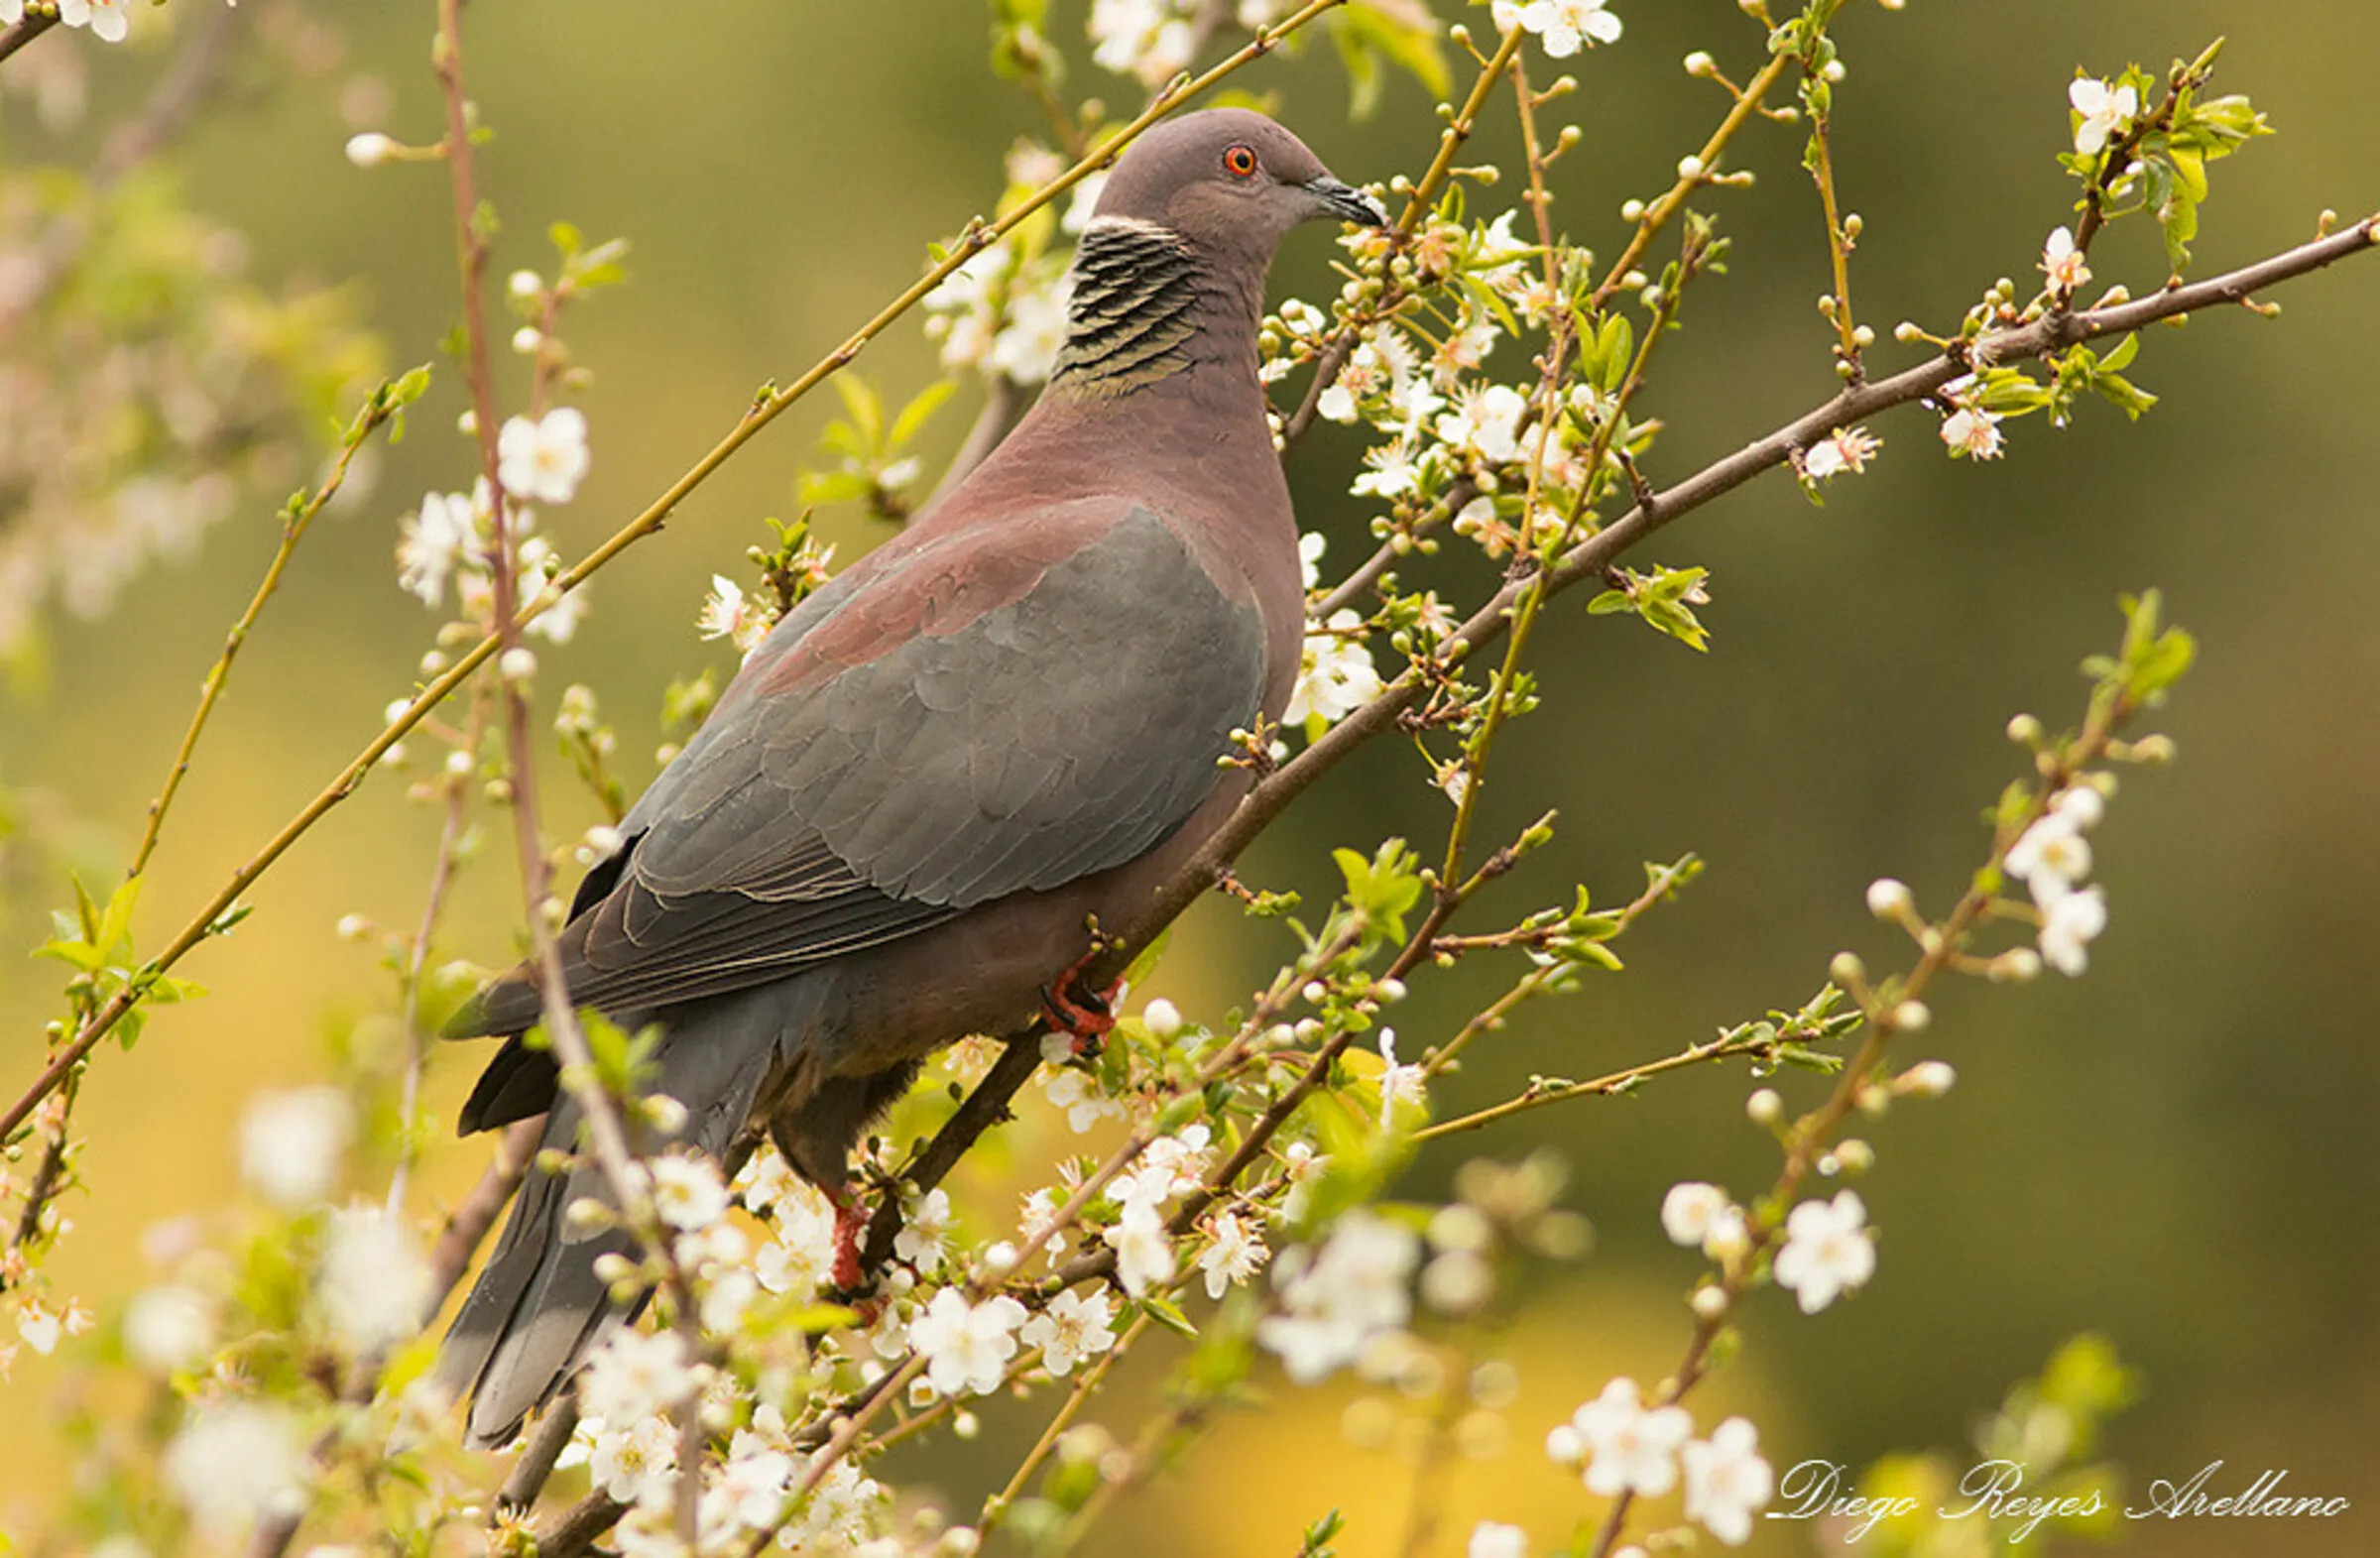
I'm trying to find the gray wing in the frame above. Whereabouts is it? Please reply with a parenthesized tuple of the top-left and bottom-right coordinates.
(451, 504, 1263, 1041)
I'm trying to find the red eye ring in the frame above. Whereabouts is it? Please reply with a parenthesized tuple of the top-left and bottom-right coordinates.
(1223, 144, 1259, 179)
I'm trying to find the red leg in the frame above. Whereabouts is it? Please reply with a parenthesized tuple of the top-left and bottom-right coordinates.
(1040, 944, 1124, 1056)
(826, 1184, 869, 1293)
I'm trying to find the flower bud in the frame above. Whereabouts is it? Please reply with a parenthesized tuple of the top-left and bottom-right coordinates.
(344, 132, 398, 169)
(1865, 878, 1914, 919)
(1903, 1060, 1957, 1097)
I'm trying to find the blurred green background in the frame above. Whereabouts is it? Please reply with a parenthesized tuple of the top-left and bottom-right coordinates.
(2, 0, 2374, 1551)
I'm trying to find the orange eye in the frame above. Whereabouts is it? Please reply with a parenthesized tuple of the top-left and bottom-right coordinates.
(1223, 144, 1259, 179)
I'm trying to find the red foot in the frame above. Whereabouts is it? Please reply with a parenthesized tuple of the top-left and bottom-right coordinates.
(827, 1185, 869, 1293)
(1040, 944, 1123, 1056)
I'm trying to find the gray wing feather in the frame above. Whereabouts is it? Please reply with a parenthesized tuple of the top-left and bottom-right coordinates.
(450, 506, 1263, 1038)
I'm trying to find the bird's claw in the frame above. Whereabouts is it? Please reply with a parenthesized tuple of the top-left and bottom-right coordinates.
(1041, 944, 1122, 1057)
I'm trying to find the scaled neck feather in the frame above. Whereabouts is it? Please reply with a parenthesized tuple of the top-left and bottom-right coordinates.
(1050, 217, 1243, 400)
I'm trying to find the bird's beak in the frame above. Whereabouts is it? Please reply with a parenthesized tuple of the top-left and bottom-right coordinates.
(1303, 175, 1388, 228)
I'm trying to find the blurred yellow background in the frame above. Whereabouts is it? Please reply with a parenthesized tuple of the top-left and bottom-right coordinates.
(3, 1, 2375, 1552)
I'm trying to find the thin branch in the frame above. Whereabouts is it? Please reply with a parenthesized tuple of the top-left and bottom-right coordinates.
(0, 16, 57, 70)
(130, 407, 394, 879)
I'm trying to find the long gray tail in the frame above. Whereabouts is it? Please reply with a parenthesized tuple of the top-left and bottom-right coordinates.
(434, 990, 791, 1448)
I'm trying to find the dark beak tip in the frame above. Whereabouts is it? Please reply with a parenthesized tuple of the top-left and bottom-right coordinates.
(1306, 176, 1388, 229)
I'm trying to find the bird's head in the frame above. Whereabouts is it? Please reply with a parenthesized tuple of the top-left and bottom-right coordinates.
(1087, 107, 1385, 264)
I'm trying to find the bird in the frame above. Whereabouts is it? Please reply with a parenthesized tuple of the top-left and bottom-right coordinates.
(434, 107, 1385, 1447)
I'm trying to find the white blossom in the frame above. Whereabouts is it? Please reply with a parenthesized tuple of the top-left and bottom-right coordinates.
(497, 407, 591, 505)
(2039, 884, 2108, 976)
(2007, 811, 2092, 899)
(709, 1428, 796, 1528)
(1802, 425, 1880, 480)
(397, 489, 474, 608)
(2069, 76, 2138, 157)
(1285, 609, 1382, 726)
(589, 1414, 679, 1509)
(1278, 1140, 1327, 1223)
(924, 249, 1003, 370)
(1042, 1063, 1127, 1133)
(2053, 783, 2106, 829)
(124, 1285, 212, 1373)
(1431, 321, 1500, 386)
(1142, 997, 1184, 1039)
(754, 1188, 839, 1299)
(642, 1155, 724, 1236)
(780, 1456, 891, 1550)
(317, 1204, 431, 1354)
(1136, 1124, 1211, 1200)
(1256, 1210, 1419, 1382)
(1198, 1211, 1268, 1298)
(697, 573, 773, 659)
(15, 1297, 87, 1356)
(1683, 1416, 1774, 1545)
(1434, 383, 1528, 464)
(581, 1327, 700, 1424)
(1497, 0, 1622, 59)
(1941, 406, 2004, 459)
(2041, 225, 2092, 292)
(1020, 1286, 1119, 1376)
(1659, 1181, 1731, 1249)
(163, 1402, 306, 1533)
(239, 1085, 354, 1208)
(908, 1288, 1029, 1396)
(1772, 1189, 1875, 1313)
(895, 1187, 954, 1268)
(988, 274, 1071, 384)
(1351, 438, 1423, 499)
(1104, 1204, 1176, 1296)
(59, 0, 130, 43)
(699, 1266, 761, 1333)
(1571, 1377, 1693, 1498)
(1088, 0, 1195, 87)
(1299, 531, 1328, 592)
(1375, 1028, 1428, 1125)
(1469, 1522, 1529, 1558)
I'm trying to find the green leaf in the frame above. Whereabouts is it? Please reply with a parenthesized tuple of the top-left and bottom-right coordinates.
(830, 374, 884, 450)
(889, 378, 958, 450)
(1136, 1294, 1199, 1340)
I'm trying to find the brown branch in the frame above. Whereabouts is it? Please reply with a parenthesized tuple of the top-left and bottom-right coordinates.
(0, 15, 57, 68)
(856, 1035, 1044, 1275)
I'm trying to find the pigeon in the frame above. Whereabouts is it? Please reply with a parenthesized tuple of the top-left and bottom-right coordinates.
(435, 107, 1385, 1446)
